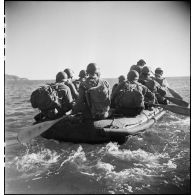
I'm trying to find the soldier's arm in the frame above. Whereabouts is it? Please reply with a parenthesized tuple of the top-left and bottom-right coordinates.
(162, 78, 169, 88)
(142, 85, 155, 104)
(154, 80, 166, 96)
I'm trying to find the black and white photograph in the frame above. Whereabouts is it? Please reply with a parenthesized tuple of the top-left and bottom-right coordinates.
(4, 1, 190, 194)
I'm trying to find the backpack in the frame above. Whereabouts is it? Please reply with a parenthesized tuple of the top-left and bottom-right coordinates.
(115, 82, 144, 109)
(30, 83, 60, 112)
(86, 80, 110, 119)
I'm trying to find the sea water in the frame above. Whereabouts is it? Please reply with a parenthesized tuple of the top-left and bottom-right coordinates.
(5, 77, 190, 194)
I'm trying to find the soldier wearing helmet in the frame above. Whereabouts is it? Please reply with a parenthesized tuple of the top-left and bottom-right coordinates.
(34, 72, 74, 122)
(139, 66, 167, 105)
(111, 70, 155, 116)
(64, 68, 74, 80)
(129, 59, 146, 75)
(72, 63, 110, 119)
(139, 66, 157, 90)
(55, 71, 74, 113)
(79, 69, 87, 78)
(73, 70, 87, 92)
(137, 59, 146, 67)
(56, 71, 68, 83)
(63, 68, 79, 100)
(111, 75, 126, 107)
(153, 67, 169, 88)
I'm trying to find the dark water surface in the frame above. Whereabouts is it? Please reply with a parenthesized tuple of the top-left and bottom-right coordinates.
(5, 77, 190, 194)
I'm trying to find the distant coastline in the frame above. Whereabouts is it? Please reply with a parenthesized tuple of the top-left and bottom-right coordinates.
(4, 74, 190, 82)
(5, 74, 28, 81)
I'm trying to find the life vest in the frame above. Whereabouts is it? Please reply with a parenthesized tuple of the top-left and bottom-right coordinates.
(115, 81, 144, 109)
(85, 79, 110, 119)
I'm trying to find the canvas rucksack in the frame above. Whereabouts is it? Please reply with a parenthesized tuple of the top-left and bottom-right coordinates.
(30, 83, 61, 112)
(115, 82, 144, 109)
(86, 79, 110, 119)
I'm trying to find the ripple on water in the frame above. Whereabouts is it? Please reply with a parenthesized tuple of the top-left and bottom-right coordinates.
(6, 147, 60, 180)
(5, 78, 190, 194)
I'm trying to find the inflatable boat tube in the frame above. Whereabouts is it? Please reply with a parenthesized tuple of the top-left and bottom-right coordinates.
(41, 107, 166, 144)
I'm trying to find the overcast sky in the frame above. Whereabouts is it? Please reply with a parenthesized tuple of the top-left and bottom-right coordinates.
(5, 1, 190, 80)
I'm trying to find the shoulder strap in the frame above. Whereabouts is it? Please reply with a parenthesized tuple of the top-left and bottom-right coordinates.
(103, 80, 109, 89)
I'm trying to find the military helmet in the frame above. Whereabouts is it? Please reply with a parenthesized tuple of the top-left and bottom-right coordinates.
(141, 66, 151, 75)
(56, 71, 68, 82)
(155, 67, 163, 76)
(137, 59, 146, 66)
(64, 68, 74, 79)
(118, 75, 125, 83)
(79, 70, 86, 78)
(86, 63, 98, 75)
(130, 65, 142, 74)
(127, 70, 139, 81)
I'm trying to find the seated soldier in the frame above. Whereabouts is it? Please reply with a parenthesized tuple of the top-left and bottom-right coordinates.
(129, 59, 146, 75)
(73, 70, 87, 92)
(55, 72, 75, 114)
(72, 63, 110, 119)
(111, 75, 125, 108)
(152, 67, 169, 89)
(64, 68, 79, 100)
(139, 66, 167, 104)
(112, 70, 155, 116)
(34, 71, 74, 121)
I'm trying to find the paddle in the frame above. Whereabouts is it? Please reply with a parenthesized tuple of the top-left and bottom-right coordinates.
(167, 87, 183, 100)
(165, 96, 189, 107)
(17, 112, 72, 144)
(153, 104, 190, 116)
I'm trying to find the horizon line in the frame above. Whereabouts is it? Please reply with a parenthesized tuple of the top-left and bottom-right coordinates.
(6, 76, 190, 81)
